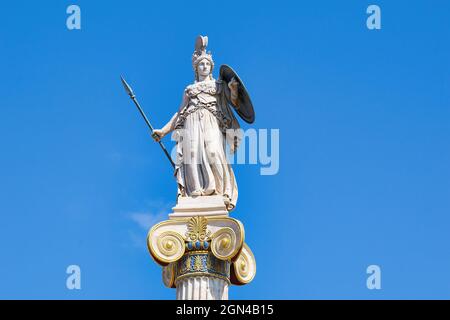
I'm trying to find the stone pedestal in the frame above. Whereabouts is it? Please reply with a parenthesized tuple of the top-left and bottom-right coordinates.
(147, 195, 256, 300)
(169, 195, 229, 218)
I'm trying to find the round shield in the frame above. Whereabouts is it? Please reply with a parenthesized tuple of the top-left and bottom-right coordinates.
(219, 64, 255, 124)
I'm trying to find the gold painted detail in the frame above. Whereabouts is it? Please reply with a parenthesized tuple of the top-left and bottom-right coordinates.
(174, 251, 230, 286)
(162, 263, 175, 288)
(150, 231, 185, 264)
(186, 216, 211, 241)
(211, 227, 238, 260)
(231, 243, 256, 285)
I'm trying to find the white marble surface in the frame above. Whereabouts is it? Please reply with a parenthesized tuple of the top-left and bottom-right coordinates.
(169, 195, 229, 218)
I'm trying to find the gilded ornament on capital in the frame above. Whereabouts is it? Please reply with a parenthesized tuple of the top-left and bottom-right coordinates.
(186, 216, 211, 241)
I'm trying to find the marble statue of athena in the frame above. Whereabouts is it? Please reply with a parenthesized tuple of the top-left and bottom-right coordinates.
(145, 35, 256, 300)
(152, 35, 244, 211)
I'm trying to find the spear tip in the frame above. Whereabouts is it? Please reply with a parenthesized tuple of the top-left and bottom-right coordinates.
(120, 75, 134, 97)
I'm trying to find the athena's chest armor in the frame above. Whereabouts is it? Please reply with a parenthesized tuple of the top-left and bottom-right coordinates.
(186, 80, 222, 105)
(175, 80, 231, 131)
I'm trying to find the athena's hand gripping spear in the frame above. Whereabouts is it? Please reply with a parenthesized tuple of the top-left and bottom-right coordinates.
(120, 76, 175, 169)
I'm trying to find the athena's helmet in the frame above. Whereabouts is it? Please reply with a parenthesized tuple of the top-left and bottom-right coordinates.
(192, 35, 214, 81)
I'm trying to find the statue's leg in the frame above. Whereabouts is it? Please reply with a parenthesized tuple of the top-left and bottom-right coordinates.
(183, 113, 207, 196)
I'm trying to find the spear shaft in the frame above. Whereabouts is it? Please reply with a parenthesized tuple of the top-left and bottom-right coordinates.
(120, 76, 175, 169)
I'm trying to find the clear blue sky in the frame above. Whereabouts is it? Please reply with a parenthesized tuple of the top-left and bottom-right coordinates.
(0, 0, 449, 299)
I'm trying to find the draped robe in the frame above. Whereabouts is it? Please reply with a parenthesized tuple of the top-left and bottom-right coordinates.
(171, 78, 241, 211)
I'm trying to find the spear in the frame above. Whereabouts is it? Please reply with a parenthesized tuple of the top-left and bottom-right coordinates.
(120, 76, 175, 168)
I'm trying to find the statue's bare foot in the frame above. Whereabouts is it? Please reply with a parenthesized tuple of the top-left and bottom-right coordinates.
(191, 190, 202, 196)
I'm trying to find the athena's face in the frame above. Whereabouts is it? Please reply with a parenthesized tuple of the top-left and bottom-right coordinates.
(197, 59, 212, 77)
